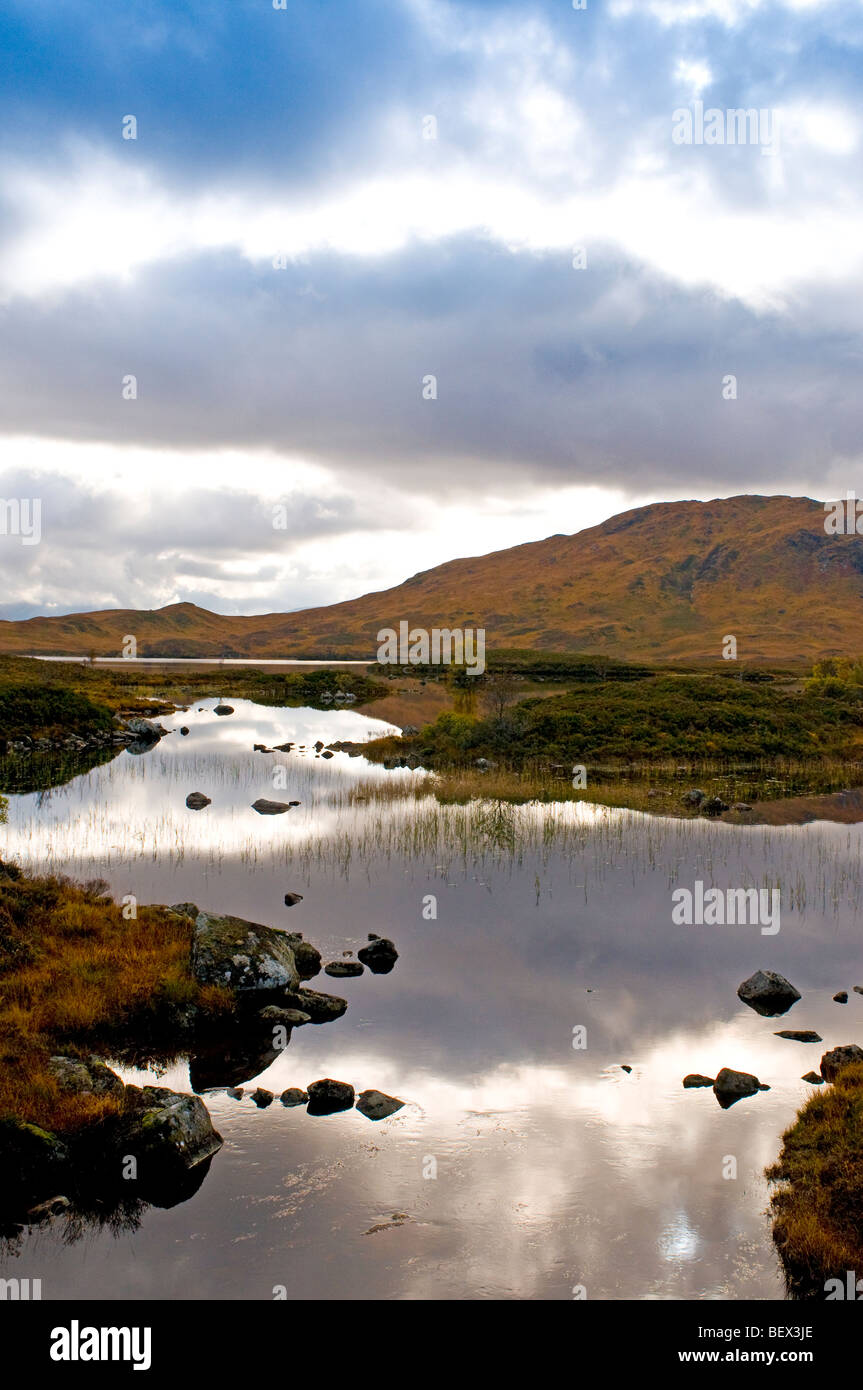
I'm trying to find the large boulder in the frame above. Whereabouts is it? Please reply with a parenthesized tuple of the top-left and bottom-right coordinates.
(125, 717, 168, 744)
(820, 1044, 863, 1082)
(191, 911, 300, 993)
(737, 969, 801, 1017)
(112, 1086, 222, 1173)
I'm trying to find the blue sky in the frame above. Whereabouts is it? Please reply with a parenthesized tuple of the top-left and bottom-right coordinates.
(1, 0, 862, 619)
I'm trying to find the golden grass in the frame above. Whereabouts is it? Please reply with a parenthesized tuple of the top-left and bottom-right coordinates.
(0, 865, 231, 1133)
(766, 1062, 863, 1297)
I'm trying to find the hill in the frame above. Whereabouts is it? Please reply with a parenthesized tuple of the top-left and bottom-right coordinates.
(1, 495, 860, 663)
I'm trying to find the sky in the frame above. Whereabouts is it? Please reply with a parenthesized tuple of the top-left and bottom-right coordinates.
(1, 0, 862, 620)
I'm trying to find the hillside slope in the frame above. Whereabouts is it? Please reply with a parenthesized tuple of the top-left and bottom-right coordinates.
(1, 495, 860, 663)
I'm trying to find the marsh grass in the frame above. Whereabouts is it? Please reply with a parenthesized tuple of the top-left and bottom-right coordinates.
(767, 1063, 863, 1298)
(0, 863, 231, 1133)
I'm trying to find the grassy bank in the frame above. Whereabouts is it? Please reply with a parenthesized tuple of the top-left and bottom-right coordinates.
(766, 1063, 863, 1298)
(0, 861, 230, 1134)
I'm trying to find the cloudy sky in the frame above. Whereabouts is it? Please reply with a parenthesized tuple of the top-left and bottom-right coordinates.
(1, 0, 861, 620)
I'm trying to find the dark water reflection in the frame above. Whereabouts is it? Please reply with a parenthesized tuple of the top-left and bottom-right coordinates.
(3, 699, 863, 1299)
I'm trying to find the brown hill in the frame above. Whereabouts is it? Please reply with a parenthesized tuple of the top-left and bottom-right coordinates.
(2, 495, 860, 663)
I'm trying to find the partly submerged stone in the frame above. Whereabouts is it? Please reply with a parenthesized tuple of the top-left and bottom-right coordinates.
(356, 1089, 405, 1121)
(324, 960, 364, 978)
(357, 937, 399, 974)
(284, 892, 304, 907)
(0, 1117, 70, 1204)
(185, 792, 211, 810)
(251, 1088, 274, 1108)
(820, 1044, 863, 1082)
(258, 1005, 311, 1027)
(802, 1072, 824, 1085)
(306, 1079, 355, 1115)
(774, 1030, 822, 1043)
(280, 1088, 308, 1107)
(111, 1087, 222, 1173)
(214, 705, 234, 716)
(191, 910, 300, 993)
(737, 969, 801, 1017)
(251, 799, 291, 815)
(683, 1074, 715, 1089)
(282, 986, 347, 1023)
(833, 991, 849, 1004)
(713, 1068, 768, 1108)
(285, 936, 321, 979)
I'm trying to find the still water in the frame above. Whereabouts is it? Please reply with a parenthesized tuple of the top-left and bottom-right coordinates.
(3, 698, 862, 1300)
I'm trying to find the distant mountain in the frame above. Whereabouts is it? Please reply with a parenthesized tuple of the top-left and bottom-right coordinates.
(2, 496, 861, 663)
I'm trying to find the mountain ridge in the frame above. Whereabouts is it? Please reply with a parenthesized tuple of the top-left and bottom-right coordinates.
(2, 494, 859, 663)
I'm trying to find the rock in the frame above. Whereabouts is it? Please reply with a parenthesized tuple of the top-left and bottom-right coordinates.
(282, 987, 347, 1023)
(27, 1194, 70, 1220)
(356, 1089, 405, 1121)
(701, 796, 729, 816)
(251, 1088, 274, 1108)
(402, 726, 419, 736)
(168, 902, 200, 919)
(855, 986, 863, 996)
(324, 960, 364, 978)
(180, 727, 190, 736)
(306, 1079, 355, 1115)
(47, 1054, 125, 1100)
(273, 743, 294, 752)
(253, 744, 271, 753)
(284, 892, 304, 907)
(834, 991, 849, 1004)
(0, 1118, 69, 1204)
(258, 1005, 311, 1027)
(214, 705, 234, 716)
(681, 788, 706, 807)
(357, 937, 399, 974)
(191, 910, 300, 993)
(321, 749, 334, 759)
(683, 1074, 715, 1089)
(774, 1030, 822, 1043)
(251, 799, 291, 815)
(125, 717, 168, 744)
(285, 937, 321, 979)
(226, 1087, 244, 1100)
(820, 1044, 863, 1082)
(280, 1088, 308, 1107)
(185, 792, 211, 810)
(713, 1068, 766, 1108)
(314, 741, 325, 751)
(288, 800, 301, 806)
(111, 1087, 222, 1171)
(733, 802, 752, 813)
(737, 969, 801, 1017)
(620, 1065, 632, 1073)
(802, 1072, 824, 1085)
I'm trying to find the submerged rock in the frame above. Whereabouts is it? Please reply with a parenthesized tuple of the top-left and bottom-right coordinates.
(306, 1079, 355, 1115)
(802, 1072, 824, 1085)
(713, 1068, 768, 1108)
(214, 705, 234, 716)
(820, 1044, 863, 1082)
(683, 1074, 715, 1089)
(191, 910, 300, 993)
(357, 937, 399, 974)
(251, 1088, 274, 1108)
(356, 1089, 405, 1121)
(283, 892, 304, 907)
(324, 960, 364, 978)
(251, 799, 291, 815)
(775, 1030, 822, 1043)
(280, 1088, 308, 1107)
(185, 792, 211, 810)
(737, 969, 801, 1017)
(282, 987, 347, 1023)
